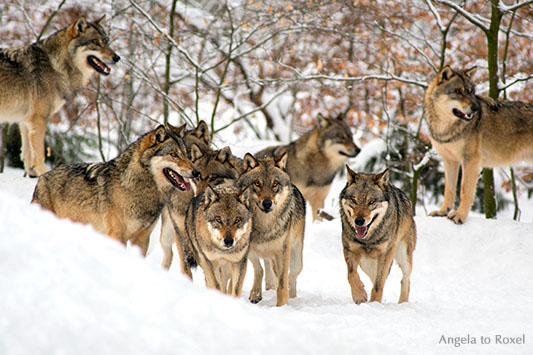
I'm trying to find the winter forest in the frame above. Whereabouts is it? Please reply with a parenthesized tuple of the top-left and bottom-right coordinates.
(1, 0, 532, 219)
(1, 1, 533, 354)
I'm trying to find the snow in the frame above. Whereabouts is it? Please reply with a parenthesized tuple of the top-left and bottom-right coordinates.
(1, 163, 532, 355)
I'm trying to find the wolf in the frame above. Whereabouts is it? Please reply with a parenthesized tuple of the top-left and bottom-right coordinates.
(340, 167, 416, 304)
(161, 143, 243, 278)
(238, 152, 306, 306)
(185, 184, 252, 297)
(0, 16, 120, 177)
(158, 121, 243, 278)
(425, 65, 533, 224)
(256, 113, 360, 221)
(31, 125, 198, 255)
(159, 121, 212, 275)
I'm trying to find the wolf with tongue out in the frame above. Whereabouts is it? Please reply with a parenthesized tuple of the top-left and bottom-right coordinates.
(339, 166, 417, 304)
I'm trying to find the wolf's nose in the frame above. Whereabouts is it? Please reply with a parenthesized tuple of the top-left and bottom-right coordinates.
(262, 200, 272, 210)
(355, 217, 365, 226)
(223, 237, 234, 247)
(112, 54, 121, 63)
(192, 170, 200, 178)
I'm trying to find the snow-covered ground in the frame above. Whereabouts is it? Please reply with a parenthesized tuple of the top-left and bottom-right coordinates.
(1, 162, 532, 355)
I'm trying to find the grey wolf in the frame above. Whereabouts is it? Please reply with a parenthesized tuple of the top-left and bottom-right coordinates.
(424, 65, 533, 224)
(185, 184, 252, 297)
(31, 125, 198, 255)
(256, 113, 360, 221)
(0, 16, 120, 177)
(159, 121, 212, 276)
(158, 121, 243, 279)
(340, 167, 416, 304)
(161, 143, 243, 278)
(238, 152, 306, 306)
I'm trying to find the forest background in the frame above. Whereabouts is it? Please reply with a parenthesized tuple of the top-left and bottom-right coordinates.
(0, 0, 532, 220)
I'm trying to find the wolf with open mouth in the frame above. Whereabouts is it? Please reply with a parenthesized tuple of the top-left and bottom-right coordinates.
(340, 167, 416, 304)
(0, 15, 120, 177)
(31, 125, 199, 256)
(424, 65, 533, 224)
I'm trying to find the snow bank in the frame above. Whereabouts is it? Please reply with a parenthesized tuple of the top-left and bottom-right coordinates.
(0, 170, 532, 355)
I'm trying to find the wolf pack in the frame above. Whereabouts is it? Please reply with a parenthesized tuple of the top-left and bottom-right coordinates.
(2, 17, 533, 307)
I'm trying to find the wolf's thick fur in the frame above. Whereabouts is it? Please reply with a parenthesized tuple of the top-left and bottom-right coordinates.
(185, 185, 252, 297)
(425, 66, 533, 224)
(256, 113, 360, 221)
(238, 152, 306, 306)
(159, 121, 212, 275)
(340, 167, 416, 304)
(162, 144, 243, 277)
(0, 16, 120, 177)
(32, 125, 198, 255)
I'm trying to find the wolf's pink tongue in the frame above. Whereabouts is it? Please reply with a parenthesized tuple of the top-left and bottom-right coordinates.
(356, 225, 367, 239)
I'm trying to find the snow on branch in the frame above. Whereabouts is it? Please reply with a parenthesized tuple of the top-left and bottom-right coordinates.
(499, 0, 533, 13)
(498, 75, 533, 92)
(433, 0, 489, 32)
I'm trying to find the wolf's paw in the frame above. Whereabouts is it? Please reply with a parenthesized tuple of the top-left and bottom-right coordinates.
(429, 209, 449, 217)
(448, 211, 466, 225)
(249, 290, 262, 304)
(352, 290, 368, 305)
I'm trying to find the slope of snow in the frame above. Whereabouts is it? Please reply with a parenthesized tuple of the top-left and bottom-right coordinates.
(1, 167, 532, 355)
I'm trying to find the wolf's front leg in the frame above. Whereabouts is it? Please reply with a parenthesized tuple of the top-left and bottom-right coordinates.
(248, 256, 264, 303)
(429, 159, 459, 217)
(343, 247, 367, 304)
(231, 258, 248, 298)
(449, 157, 481, 224)
(370, 247, 396, 303)
(275, 241, 291, 307)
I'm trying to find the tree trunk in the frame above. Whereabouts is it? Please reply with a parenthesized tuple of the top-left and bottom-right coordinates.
(482, 0, 502, 219)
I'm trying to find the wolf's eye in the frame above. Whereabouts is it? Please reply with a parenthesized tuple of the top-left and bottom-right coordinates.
(272, 181, 279, 188)
(92, 39, 101, 47)
(368, 199, 376, 205)
(215, 216, 223, 224)
(170, 152, 178, 158)
(234, 217, 241, 225)
(455, 88, 463, 95)
(254, 180, 261, 187)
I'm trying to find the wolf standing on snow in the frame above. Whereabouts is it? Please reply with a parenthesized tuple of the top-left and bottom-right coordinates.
(32, 125, 198, 255)
(424, 65, 533, 224)
(340, 167, 416, 304)
(0, 16, 120, 177)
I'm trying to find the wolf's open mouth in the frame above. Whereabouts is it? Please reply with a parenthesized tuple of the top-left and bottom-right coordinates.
(355, 214, 378, 239)
(163, 168, 191, 191)
(88, 55, 111, 76)
(339, 150, 357, 158)
(452, 108, 473, 122)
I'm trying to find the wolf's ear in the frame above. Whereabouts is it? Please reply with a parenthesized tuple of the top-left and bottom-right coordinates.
(465, 66, 477, 78)
(375, 169, 390, 188)
(346, 165, 358, 184)
(243, 153, 259, 173)
(193, 121, 210, 144)
(317, 113, 330, 128)
(438, 66, 454, 83)
(166, 122, 186, 138)
(68, 16, 88, 38)
(274, 151, 288, 171)
(153, 125, 168, 144)
(238, 186, 251, 209)
(95, 15, 106, 26)
(190, 144, 204, 162)
(204, 185, 219, 207)
(216, 146, 232, 163)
